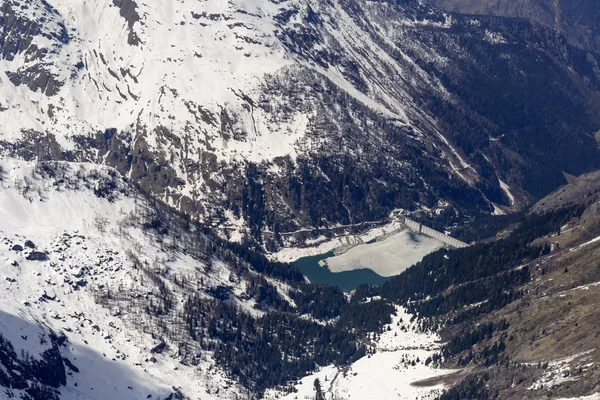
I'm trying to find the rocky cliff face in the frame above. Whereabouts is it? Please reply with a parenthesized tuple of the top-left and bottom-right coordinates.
(425, 0, 600, 53)
(0, 323, 66, 400)
(1, 0, 600, 246)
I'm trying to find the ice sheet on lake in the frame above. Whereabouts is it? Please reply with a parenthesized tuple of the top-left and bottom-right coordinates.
(320, 229, 445, 277)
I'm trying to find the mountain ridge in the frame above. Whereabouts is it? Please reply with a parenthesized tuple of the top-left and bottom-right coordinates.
(2, 0, 600, 249)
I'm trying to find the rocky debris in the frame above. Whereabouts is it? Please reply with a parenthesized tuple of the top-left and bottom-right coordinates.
(27, 251, 49, 261)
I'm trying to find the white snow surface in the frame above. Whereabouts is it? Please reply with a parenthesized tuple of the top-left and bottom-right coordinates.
(265, 306, 454, 400)
(0, 157, 249, 399)
(0, 158, 460, 400)
(580, 235, 600, 248)
(0, 0, 476, 203)
(0, 0, 446, 163)
(492, 203, 506, 216)
(268, 216, 407, 263)
(498, 179, 515, 206)
(527, 350, 596, 391)
(0, 0, 490, 235)
(569, 235, 600, 252)
(0, 158, 457, 399)
(0, 0, 299, 161)
(320, 229, 445, 277)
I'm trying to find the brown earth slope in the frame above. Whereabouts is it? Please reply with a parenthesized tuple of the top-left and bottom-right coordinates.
(440, 170, 600, 398)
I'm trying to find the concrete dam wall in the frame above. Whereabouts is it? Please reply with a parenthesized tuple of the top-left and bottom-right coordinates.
(403, 217, 468, 248)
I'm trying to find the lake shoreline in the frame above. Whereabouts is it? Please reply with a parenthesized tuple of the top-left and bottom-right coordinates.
(293, 229, 446, 292)
(293, 251, 389, 293)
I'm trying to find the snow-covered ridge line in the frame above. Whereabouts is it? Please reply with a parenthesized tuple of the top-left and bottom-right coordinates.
(0, 0, 504, 237)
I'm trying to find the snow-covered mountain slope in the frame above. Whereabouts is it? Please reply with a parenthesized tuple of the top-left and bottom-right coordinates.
(0, 157, 461, 399)
(0, 0, 427, 152)
(0, 158, 256, 399)
(2, 0, 600, 246)
(266, 306, 453, 400)
(1, 0, 294, 157)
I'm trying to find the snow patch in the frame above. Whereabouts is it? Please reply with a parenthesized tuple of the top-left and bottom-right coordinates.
(265, 307, 454, 400)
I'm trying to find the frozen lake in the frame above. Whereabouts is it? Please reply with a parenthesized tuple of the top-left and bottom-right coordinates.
(293, 229, 446, 291)
(320, 229, 445, 277)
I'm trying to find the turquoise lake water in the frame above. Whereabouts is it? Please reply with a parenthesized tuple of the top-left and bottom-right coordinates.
(293, 250, 390, 292)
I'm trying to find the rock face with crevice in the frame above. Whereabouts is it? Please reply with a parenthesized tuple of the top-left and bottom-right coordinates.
(0, 0, 70, 95)
(111, 0, 140, 45)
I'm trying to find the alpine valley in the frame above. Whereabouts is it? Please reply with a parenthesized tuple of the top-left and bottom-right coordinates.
(1, 0, 600, 399)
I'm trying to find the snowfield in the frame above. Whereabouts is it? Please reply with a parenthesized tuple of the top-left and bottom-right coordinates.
(526, 350, 596, 391)
(0, 158, 247, 399)
(0, 0, 496, 238)
(268, 218, 407, 263)
(265, 307, 454, 400)
(0, 0, 446, 163)
(0, 0, 295, 160)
